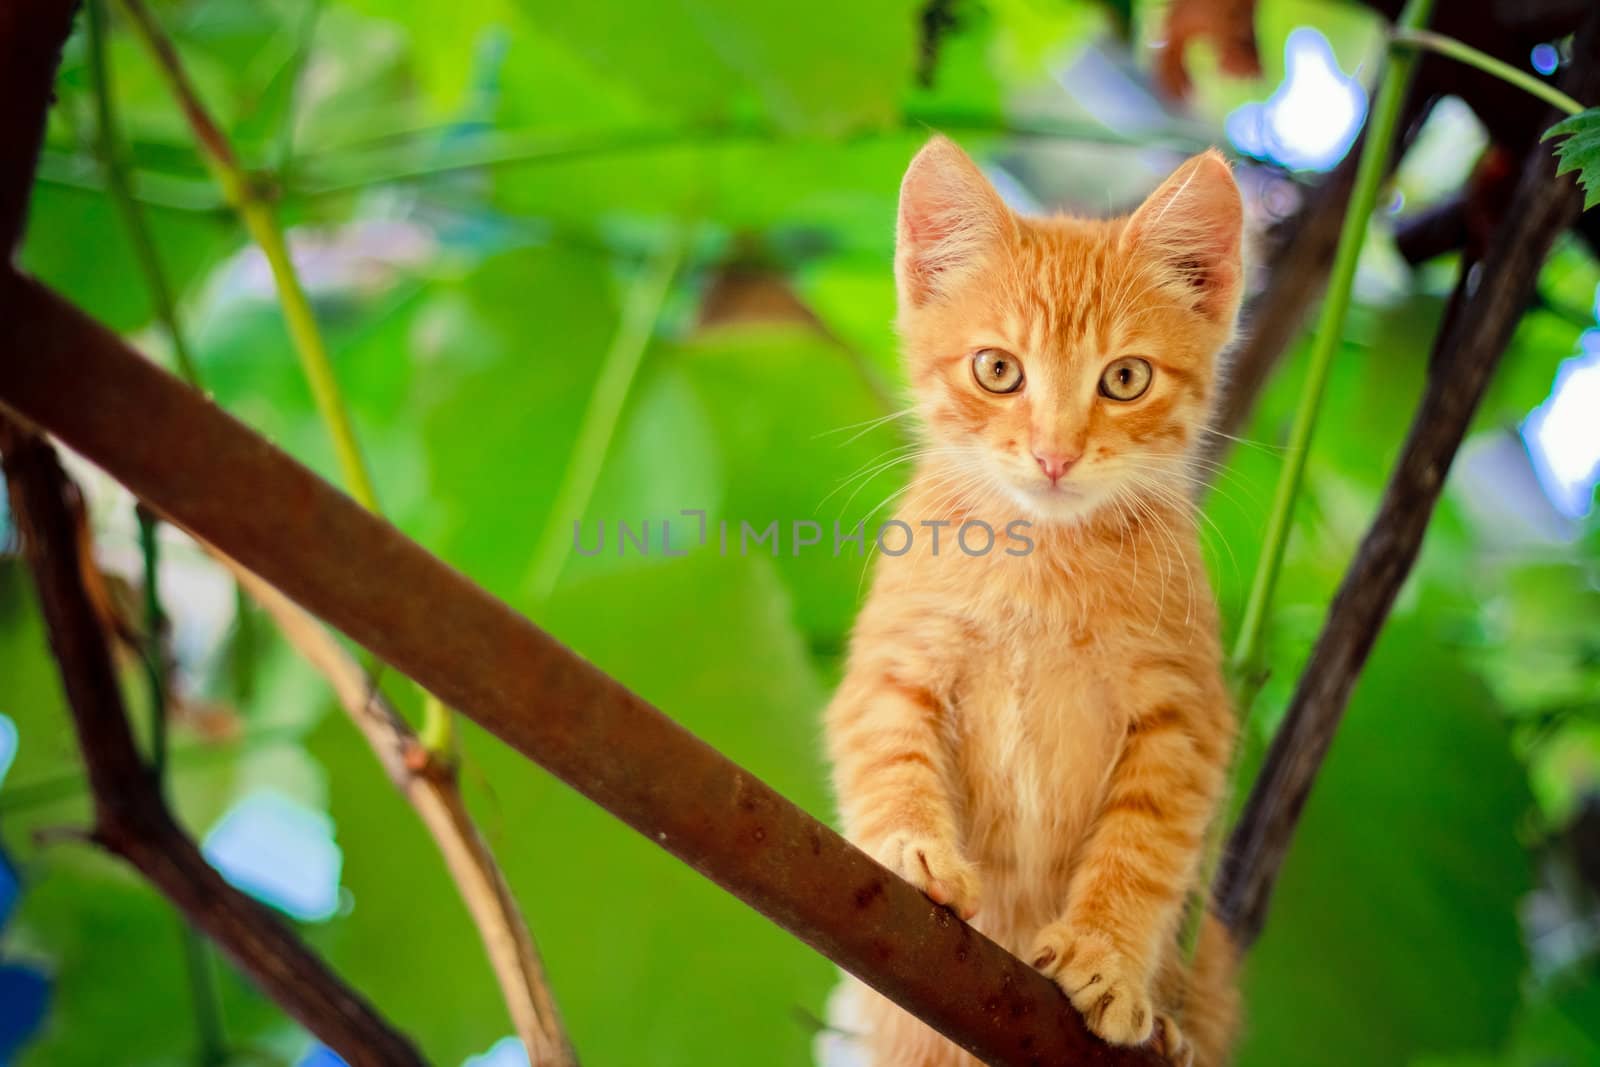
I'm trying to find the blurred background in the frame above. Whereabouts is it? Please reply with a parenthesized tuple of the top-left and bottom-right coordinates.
(3, 0, 1600, 1064)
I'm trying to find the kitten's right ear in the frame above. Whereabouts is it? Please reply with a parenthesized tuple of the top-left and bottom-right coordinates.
(896, 136, 1013, 308)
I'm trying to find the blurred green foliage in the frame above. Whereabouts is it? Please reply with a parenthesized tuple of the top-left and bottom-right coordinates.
(3, 0, 1600, 1065)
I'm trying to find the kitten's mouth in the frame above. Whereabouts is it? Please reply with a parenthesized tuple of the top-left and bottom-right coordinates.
(1002, 475, 1106, 523)
(1027, 480, 1082, 498)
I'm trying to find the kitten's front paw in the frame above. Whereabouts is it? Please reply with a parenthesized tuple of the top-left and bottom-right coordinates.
(875, 831, 981, 920)
(1029, 924, 1154, 1046)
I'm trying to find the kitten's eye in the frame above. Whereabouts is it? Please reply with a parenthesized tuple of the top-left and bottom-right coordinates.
(972, 349, 1024, 394)
(1099, 357, 1153, 402)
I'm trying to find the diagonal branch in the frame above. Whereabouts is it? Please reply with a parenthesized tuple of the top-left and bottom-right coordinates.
(1213, 8, 1600, 949)
(220, 557, 576, 1065)
(0, 268, 1167, 1066)
(0, 414, 426, 1067)
(72, 6, 574, 1057)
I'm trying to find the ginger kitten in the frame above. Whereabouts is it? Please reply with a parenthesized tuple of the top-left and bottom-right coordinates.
(824, 138, 1243, 1067)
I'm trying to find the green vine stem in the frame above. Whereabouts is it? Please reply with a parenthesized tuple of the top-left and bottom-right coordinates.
(140, 499, 231, 1067)
(1392, 28, 1583, 117)
(103, 11, 572, 1058)
(134, 504, 170, 780)
(0, 723, 306, 816)
(115, 0, 464, 748)
(525, 236, 686, 600)
(178, 926, 228, 1067)
(38, 109, 1213, 213)
(1227, 0, 1437, 700)
(86, 0, 200, 384)
(293, 109, 1212, 196)
(119, 0, 379, 514)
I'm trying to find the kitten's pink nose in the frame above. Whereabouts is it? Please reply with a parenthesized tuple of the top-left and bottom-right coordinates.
(1034, 450, 1079, 484)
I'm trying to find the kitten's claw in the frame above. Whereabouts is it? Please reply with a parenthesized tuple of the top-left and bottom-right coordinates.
(1149, 1013, 1194, 1067)
(1029, 924, 1154, 1046)
(876, 832, 981, 920)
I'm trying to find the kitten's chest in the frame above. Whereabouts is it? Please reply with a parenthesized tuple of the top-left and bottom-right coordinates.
(951, 627, 1129, 870)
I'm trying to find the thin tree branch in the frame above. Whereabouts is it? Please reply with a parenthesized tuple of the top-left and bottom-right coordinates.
(31, 107, 1210, 214)
(1359, 0, 1588, 146)
(219, 556, 577, 1066)
(0, 721, 306, 815)
(57, 5, 574, 1057)
(1213, 7, 1600, 949)
(288, 108, 1214, 199)
(118, 0, 381, 514)
(134, 499, 231, 1067)
(0, 0, 78, 255)
(1394, 193, 1469, 265)
(1392, 28, 1584, 116)
(32, 148, 226, 211)
(0, 270, 1167, 1066)
(0, 414, 426, 1067)
(86, 0, 201, 383)
(117, 0, 471, 756)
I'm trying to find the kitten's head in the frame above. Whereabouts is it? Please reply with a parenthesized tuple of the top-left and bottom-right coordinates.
(894, 137, 1243, 524)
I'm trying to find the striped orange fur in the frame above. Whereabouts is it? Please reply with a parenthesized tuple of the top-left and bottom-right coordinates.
(825, 138, 1244, 1067)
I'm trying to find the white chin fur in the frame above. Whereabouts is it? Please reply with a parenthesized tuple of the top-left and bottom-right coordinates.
(1000, 479, 1111, 524)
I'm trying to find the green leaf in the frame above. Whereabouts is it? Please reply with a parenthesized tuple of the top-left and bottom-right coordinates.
(304, 551, 835, 1064)
(521, 0, 920, 135)
(1236, 622, 1532, 1067)
(1543, 107, 1600, 210)
(675, 322, 906, 654)
(18, 184, 234, 334)
(414, 244, 620, 595)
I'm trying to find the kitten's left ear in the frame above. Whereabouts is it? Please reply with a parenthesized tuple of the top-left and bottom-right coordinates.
(1123, 149, 1244, 324)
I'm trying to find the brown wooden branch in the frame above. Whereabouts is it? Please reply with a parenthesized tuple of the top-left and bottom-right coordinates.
(0, 414, 426, 1067)
(220, 557, 576, 1066)
(0, 0, 77, 255)
(1394, 194, 1469, 265)
(0, 267, 1167, 1066)
(1213, 8, 1600, 950)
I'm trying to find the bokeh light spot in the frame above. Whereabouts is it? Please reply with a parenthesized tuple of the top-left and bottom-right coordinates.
(1227, 27, 1367, 172)
(0, 714, 16, 789)
(464, 1036, 529, 1067)
(1531, 43, 1560, 76)
(202, 790, 343, 922)
(1525, 321, 1600, 520)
